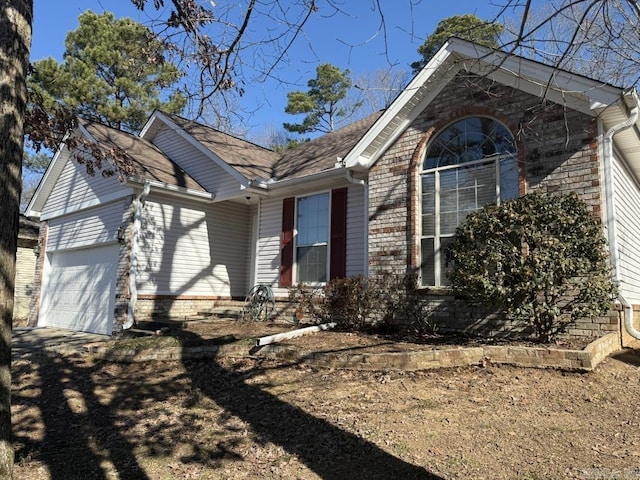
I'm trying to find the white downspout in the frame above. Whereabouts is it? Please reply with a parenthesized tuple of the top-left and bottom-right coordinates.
(346, 170, 369, 276)
(124, 181, 151, 330)
(602, 95, 640, 339)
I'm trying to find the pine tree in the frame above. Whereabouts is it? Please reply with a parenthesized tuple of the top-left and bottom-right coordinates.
(29, 10, 185, 133)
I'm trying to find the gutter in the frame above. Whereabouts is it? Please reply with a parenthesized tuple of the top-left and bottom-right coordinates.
(266, 166, 348, 189)
(127, 177, 215, 202)
(601, 91, 640, 339)
(346, 170, 369, 276)
(124, 181, 151, 330)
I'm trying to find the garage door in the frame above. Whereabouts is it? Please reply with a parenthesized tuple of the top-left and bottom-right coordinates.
(39, 244, 119, 335)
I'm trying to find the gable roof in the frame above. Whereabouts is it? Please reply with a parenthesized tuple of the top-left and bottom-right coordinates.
(82, 121, 207, 192)
(166, 114, 280, 182)
(344, 37, 640, 175)
(272, 111, 383, 181)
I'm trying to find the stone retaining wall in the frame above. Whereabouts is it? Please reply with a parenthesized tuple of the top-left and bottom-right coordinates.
(93, 332, 621, 372)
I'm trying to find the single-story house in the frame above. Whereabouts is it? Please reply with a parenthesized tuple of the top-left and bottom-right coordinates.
(26, 38, 640, 344)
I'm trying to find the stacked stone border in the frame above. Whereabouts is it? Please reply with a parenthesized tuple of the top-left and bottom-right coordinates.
(90, 332, 621, 373)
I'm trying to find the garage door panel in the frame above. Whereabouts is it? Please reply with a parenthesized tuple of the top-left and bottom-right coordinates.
(40, 245, 119, 335)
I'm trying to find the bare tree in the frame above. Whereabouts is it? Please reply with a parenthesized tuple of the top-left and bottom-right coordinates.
(498, 0, 640, 87)
(1, 1, 326, 476)
(351, 68, 411, 115)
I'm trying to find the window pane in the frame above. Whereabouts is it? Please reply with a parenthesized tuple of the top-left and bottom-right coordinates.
(422, 173, 436, 236)
(297, 193, 329, 246)
(500, 157, 519, 201)
(440, 215, 459, 236)
(422, 214, 435, 236)
(420, 238, 435, 286)
(296, 245, 327, 283)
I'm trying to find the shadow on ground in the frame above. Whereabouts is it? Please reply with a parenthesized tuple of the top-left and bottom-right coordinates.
(610, 348, 640, 367)
(12, 329, 442, 479)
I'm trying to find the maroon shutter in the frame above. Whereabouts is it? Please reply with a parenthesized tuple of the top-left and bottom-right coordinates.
(330, 188, 348, 280)
(280, 197, 295, 287)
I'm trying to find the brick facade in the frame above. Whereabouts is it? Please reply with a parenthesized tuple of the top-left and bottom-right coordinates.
(368, 73, 615, 340)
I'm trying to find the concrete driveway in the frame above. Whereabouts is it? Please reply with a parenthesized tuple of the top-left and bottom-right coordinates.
(12, 327, 111, 356)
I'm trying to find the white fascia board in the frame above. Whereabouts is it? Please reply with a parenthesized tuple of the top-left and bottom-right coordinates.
(146, 111, 251, 186)
(138, 110, 161, 139)
(344, 43, 460, 170)
(127, 177, 215, 203)
(25, 143, 68, 218)
(266, 166, 348, 189)
(449, 37, 622, 110)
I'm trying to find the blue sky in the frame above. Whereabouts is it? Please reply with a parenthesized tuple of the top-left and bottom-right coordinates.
(31, 1, 506, 138)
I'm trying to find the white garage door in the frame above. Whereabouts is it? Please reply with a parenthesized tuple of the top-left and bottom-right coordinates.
(39, 244, 119, 335)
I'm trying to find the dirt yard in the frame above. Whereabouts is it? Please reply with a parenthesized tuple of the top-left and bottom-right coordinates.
(11, 320, 640, 479)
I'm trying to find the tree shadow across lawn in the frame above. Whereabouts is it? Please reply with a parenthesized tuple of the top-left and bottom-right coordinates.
(12, 329, 442, 479)
(178, 329, 443, 480)
(12, 344, 150, 479)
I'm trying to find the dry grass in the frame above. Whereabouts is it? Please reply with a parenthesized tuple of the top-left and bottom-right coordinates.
(11, 321, 640, 479)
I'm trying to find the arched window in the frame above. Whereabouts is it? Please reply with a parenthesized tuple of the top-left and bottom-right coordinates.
(421, 116, 519, 286)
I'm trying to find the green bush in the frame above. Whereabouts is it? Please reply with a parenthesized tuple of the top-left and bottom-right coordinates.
(446, 192, 617, 342)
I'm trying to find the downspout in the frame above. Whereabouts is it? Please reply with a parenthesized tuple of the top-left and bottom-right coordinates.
(602, 95, 640, 339)
(346, 170, 369, 276)
(123, 181, 151, 330)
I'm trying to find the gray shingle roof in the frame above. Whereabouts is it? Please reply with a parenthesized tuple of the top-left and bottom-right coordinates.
(273, 111, 383, 180)
(82, 110, 382, 195)
(168, 115, 280, 181)
(83, 121, 207, 192)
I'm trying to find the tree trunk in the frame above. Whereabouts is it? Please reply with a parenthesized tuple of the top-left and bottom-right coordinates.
(0, 1, 33, 478)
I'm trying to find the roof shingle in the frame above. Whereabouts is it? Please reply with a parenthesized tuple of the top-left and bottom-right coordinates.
(83, 121, 207, 192)
(167, 115, 280, 181)
(273, 111, 383, 180)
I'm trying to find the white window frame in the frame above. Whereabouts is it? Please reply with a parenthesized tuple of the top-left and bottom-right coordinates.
(419, 116, 518, 287)
(294, 191, 331, 285)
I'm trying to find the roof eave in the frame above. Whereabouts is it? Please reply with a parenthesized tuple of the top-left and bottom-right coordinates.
(345, 37, 628, 172)
(127, 176, 215, 202)
(149, 111, 253, 187)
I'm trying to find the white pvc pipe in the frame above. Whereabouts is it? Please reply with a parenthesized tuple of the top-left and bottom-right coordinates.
(124, 181, 151, 330)
(255, 323, 336, 347)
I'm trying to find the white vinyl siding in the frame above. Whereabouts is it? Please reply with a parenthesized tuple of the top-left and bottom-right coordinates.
(41, 152, 127, 217)
(47, 200, 127, 252)
(152, 124, 241, 199)
(613, 155, 640, 303)
(346, 183, 366, 277)
(137, 195, 250, 297)
(255, 197, 284, 296)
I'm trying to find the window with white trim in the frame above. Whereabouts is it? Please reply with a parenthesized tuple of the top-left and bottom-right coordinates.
(296, 192, 329, 283)
(421, 116, 519, 286)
